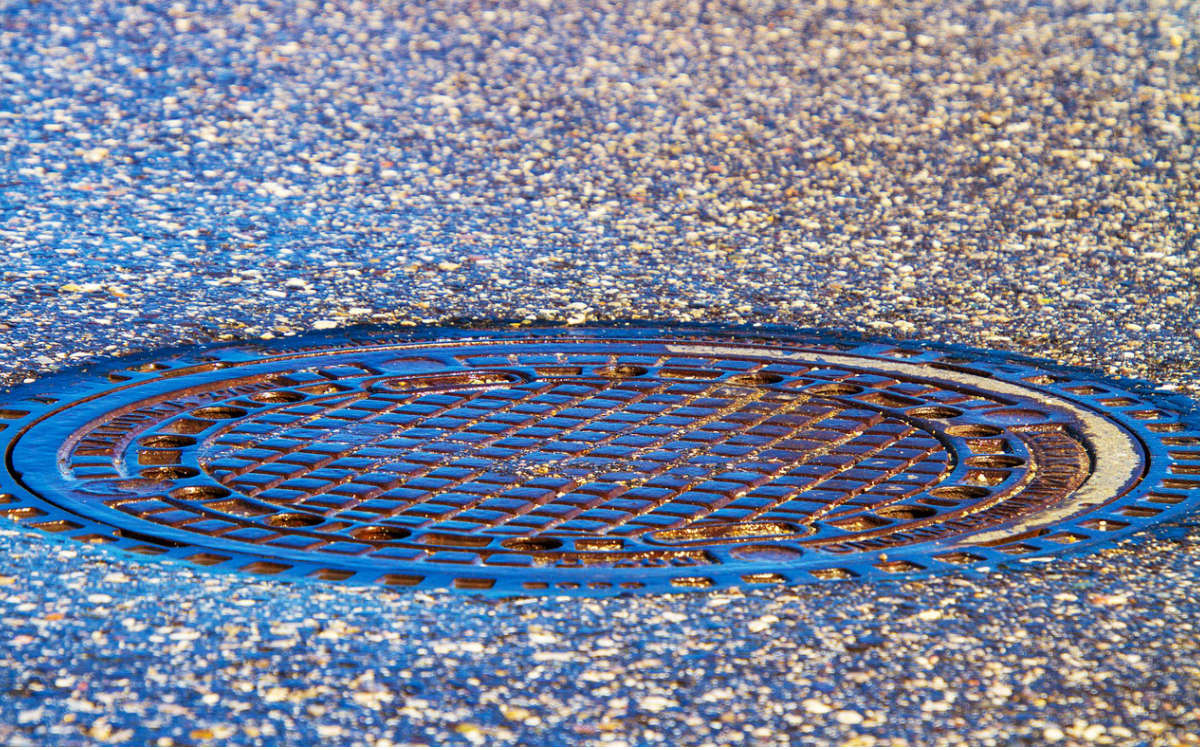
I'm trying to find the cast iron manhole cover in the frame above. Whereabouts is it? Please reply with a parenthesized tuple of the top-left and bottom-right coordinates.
(1, 325, 1198, 595)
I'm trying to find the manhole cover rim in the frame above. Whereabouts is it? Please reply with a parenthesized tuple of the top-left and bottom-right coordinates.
(1, 323, 1197, 596)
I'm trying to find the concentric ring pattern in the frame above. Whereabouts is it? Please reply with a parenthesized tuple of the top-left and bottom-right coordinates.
(1, 326, 1197, 595)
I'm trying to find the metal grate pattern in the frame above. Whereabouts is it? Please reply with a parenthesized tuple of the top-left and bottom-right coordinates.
(1, 325, 1197, 595)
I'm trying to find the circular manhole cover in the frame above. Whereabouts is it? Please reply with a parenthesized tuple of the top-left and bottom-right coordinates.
(1, 325, 1197, 595)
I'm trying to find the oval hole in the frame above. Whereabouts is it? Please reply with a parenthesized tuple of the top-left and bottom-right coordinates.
(921, 497, 960, 508)
(139, 466, 199, 480)
(170, 486, 230, 501)
(876, 505, 938, 520)
(166, 418, 215, 434)
(730, 544, 803, 562)
(266, 513, 324, 528)
(139, 435, 196, 448)
(651, 521, 805, 543)
(829, 515, 891, 531)
(965, 455, 1025, 468)
(1024, 374, 1065, 385)
(535, 366, 583, 377)
(252, 390, 305, 404)
(929, 485, 991, 501)
(418, 532, 493, 548)
(728, 372, 784, 386)
(137, 449, 180, 466)
(381, 372, 521, 391)
(805, 383, 863, 395)
(596, 365, 648, 379)
(658, 368, 720, 380)
(191, 406, 247, 420)
(501, 537, 563, 552)
(945, 424, 1004, 438)
(351, 525, 412, 541)
(907, 406, 962, 419)
(298, 384, 348, 396)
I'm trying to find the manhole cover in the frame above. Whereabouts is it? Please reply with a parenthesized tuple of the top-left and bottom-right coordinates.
(1, 325, 1197, 595)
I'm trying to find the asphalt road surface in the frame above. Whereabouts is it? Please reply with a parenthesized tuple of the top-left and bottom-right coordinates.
(0, 0, 1198, 744)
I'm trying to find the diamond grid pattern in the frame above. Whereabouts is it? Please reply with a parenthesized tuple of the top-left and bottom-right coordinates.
(200, 370, 950, 540)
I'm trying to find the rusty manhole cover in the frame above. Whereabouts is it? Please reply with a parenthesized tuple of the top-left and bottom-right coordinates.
(1, 325, 1197, 595)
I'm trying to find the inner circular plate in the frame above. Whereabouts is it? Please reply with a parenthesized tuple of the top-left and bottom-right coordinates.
(1, 325, 1197, 595)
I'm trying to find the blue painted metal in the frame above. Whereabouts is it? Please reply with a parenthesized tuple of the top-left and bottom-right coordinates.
(1, 323, 1197, 596)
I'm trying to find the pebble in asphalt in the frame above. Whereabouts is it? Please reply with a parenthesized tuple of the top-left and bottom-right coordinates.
(0, 0, 1198, 744)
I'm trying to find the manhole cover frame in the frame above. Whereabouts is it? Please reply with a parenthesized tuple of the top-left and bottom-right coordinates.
(1, 322, 1197, 596)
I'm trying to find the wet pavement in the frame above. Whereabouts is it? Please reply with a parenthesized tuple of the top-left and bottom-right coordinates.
(1, 0, 1199, 744)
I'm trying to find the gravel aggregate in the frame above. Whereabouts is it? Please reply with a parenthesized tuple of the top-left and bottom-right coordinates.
(0, 0, 1198, 744)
